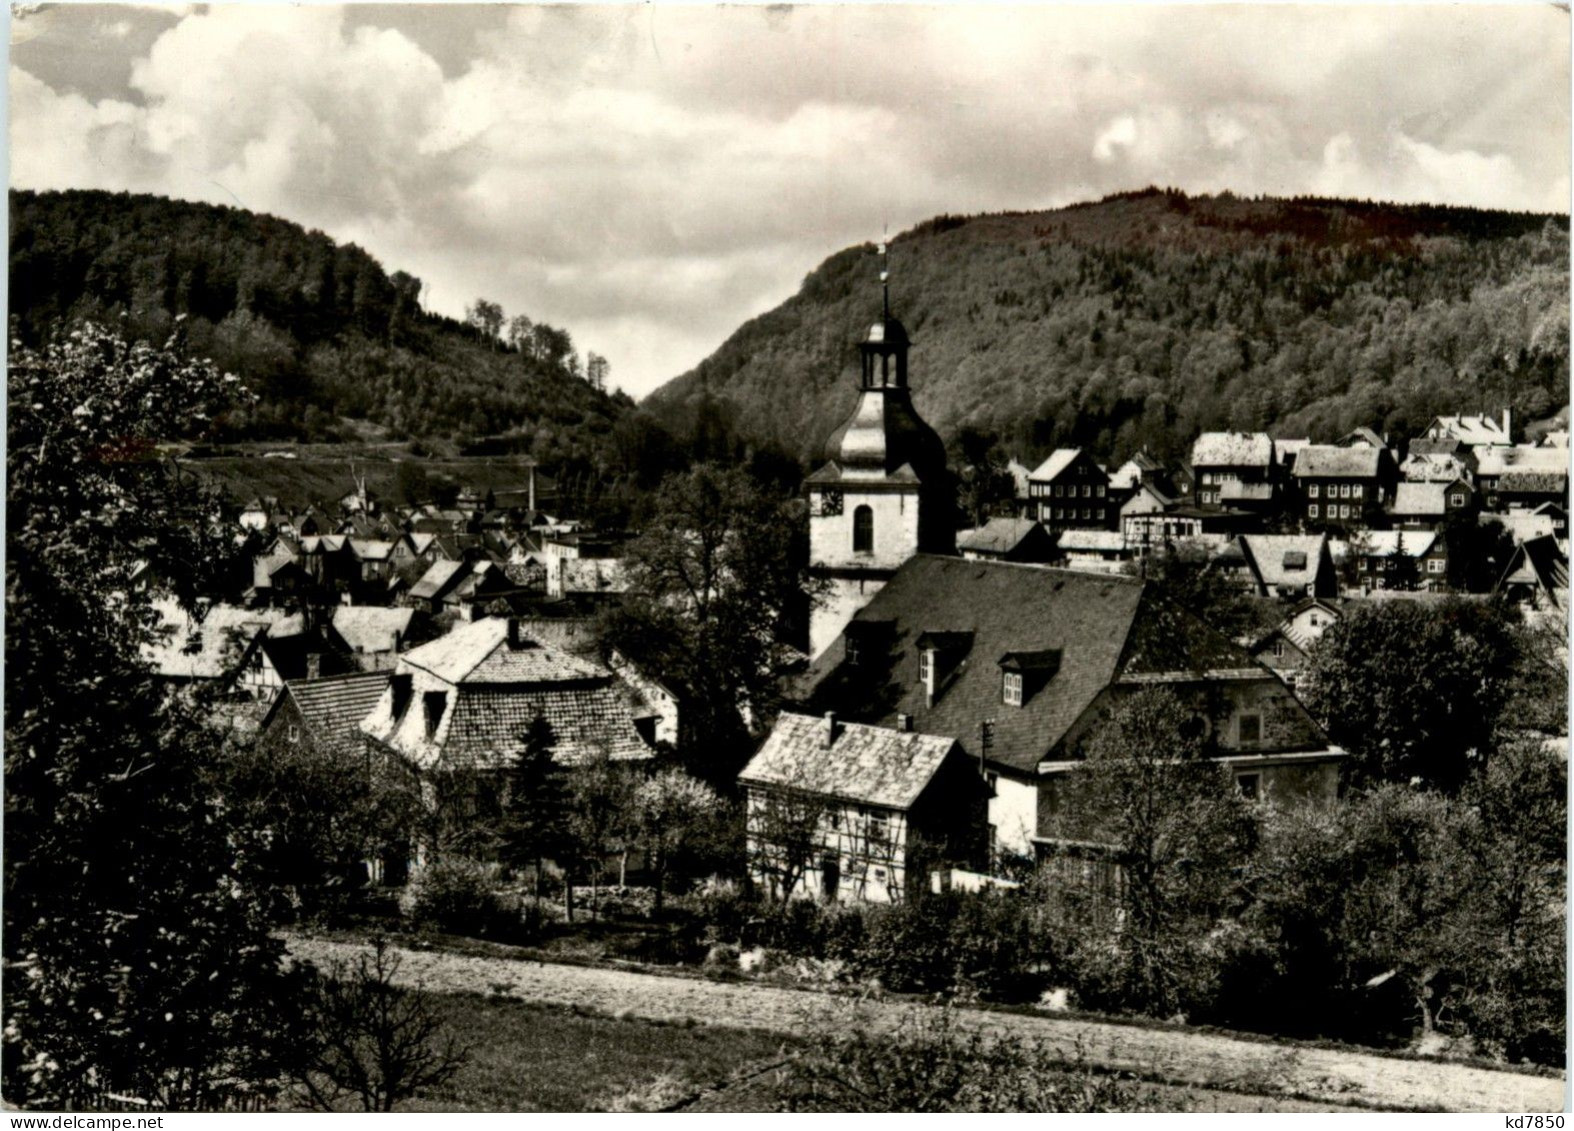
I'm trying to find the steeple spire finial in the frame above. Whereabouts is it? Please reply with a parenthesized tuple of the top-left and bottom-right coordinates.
(878, 227, 890, 319)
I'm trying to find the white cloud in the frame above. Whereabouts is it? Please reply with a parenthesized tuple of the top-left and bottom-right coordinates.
(9, 4, 1569, 396)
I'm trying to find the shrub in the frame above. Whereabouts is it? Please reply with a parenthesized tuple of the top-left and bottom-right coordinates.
(404, 857, 505, 937)
(784, 1004, 1150, 1112)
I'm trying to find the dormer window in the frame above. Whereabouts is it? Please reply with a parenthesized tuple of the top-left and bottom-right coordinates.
(845, 636, 861, 666)
(996, 648, 1060, 708)
(423, 691, 448, 739)
(918, 649, 933, 684)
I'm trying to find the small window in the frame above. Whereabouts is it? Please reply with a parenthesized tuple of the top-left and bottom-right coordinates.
(423, 691, 447, 739)
(1053, 484, 1063, 497)
(1271, 640, 1285, 658)
(1308, 504, 1319, 518)
(1095, 484, 1105, 497)
(1451, 494, 1465, 507)
(918, 650, 932, 683)
(1308, 484, 1319, 499)
(852, 505, 874, 554)
(985, 771, 999, 796)
(845, 637, 861, 666)
(1428, 559, 1444, 574)
(287, 724, 300, 744)
(1340, 484, 1351, 499)
(1237, 773, 1261, 801)
(1239, 713, 1262, 743)
(1003, 671, 1023, 706)
(873, 867, 888, 882)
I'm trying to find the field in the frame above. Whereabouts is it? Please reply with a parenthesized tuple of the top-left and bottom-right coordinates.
(406, 994, 787, 1112)
(288, 936, 1565, 1113)
(176, 446, 552, 511)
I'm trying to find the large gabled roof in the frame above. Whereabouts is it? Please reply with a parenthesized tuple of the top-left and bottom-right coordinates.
(958, 517, 1044, 556)
(1028, 448, 1083, 483)
(1477, 447, 1569, 478)
(398, 617, 604, 686)
(1191, 432, 1273, 469)
(279, 671, 391, 745)
(740, 713, 960, 810)
(1292, 445, 1383, 479)
(797, 555, 1269, 774)
(1238, 534, 1330, 589)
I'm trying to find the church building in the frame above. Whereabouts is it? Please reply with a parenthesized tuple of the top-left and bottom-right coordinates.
(804, 247, 954, 657)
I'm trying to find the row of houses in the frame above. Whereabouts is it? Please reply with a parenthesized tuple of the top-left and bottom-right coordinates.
(1017, 411, 1568, 549)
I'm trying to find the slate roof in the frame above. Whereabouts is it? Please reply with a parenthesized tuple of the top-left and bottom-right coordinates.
(142, 600, 303, 680)
(332, 606, 415, 653)
(1340, 426, 1388, 449)
(1238, 535, 1329, 589)
(1499, 535, 1569, 605)
(1497, 472, 1568, 494)
(957, 518, 1042, 556)
(1360, 531, 1438, 558)
(350, 539, 394, 561)
(1429, 414, 1511, 446)
(739, 713, 960, 810)
(1477, 447, 1568, 478)
(1292, 445, 1383, 479)
(1391, 481, 1451, 516)
(1481, 511, 1558, 544)
(1028, 448, 1082, 483)
(409, 559, 466, 601)
(432, 683, 652, 770)
(1191, 432, 1273, 469)
(1401, 453, 1470, 482)
(1408, 437, 1466, 458)
(281, 671, 391, 746)
(399, 617, 605, 685)
(1058, 529, 1128, 553)
(798, 556, 1270, 775)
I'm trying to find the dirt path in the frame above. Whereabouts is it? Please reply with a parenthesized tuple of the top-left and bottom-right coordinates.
(287, 936, 1564, 1113)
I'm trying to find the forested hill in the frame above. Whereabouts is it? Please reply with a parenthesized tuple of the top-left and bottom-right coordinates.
(645, 189, 1569, 466)
(9, 189, 630, 462)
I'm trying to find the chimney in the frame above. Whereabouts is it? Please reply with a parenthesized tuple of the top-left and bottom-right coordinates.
(305, 653, 321, 680)
(506, 617, 525, 650)
(897, 713, 913, 732)
(528, 464, 537, 514)
(1503, 407, 1512, 441)
(822, 711, 839, 748)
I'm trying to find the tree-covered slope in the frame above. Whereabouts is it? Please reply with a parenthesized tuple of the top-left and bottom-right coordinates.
(646, 189, 1569, 465)
(9, 189, 631, 464)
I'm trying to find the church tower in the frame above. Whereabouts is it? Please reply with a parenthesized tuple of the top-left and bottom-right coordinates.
(806, 243, 953, 659)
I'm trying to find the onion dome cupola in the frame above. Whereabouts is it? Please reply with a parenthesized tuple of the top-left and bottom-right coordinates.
(821, 242, 948, 484)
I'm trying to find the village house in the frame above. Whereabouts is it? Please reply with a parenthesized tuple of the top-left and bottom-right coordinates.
(1420, 410, 1513, 448)
(1496, 535, 1569, 610)
(1292, 444, 1397, 530)
(1388, 479, 1476, 529)
(260, 669, 391, 756)
(794, 556, 1345, 868)
(1250, 597, 1343, 691)
(331, 605, 423, 670)
(1353, 530, 1449, 591)
(1124, 503, 1257, 552)
(360, 618, 658, 836)
(1027, 448, 1114, 532)
(1054, 529, 1132, 572)
(1234, 534, 1339, 599)
(739, 713, 990, 904)
(1190, 432, 1275, 508)
(1400, 447, 1474, 484)
(957, 517, 1058, 564)
(1474, 446, 1568, 511)
(1481, 509, 1562, 547)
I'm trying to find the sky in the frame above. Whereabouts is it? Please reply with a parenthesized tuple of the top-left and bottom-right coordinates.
(9, 3, 1571, 398)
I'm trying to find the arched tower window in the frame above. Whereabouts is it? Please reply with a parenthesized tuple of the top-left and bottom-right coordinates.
(853, 505, 874, 554)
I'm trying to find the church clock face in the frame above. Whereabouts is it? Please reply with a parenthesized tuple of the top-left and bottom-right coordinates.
(817, 488, 844, 517)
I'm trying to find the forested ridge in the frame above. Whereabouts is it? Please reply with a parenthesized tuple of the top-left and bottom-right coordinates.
(646, 189, 1569, 465)
(9, 189, 631, 463)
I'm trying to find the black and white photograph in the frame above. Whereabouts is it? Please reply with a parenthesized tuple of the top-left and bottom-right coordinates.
(4, 0, 1569, 1115)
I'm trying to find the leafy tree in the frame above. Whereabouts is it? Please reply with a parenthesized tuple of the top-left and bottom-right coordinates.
(586, 351, 610, 392)
(563, 748, 638, 920)
(1302, 597, 1519, 789)
(1047, 688, 1256, 1017)
(295, 938, 466, 1112)
(634, 770, 720, 915)
(1131, 542, 1277, 644)
(4, 323, 309, 1108)
(599, 463, 824, 784)
(464, 298, 504, 347)
(1442, 511, 1517, 592)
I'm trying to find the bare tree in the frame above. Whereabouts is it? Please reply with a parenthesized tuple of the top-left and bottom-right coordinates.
(296, 937, 467, 1112)
(465, 298, 503, 348)
(750, 788, 829, 905)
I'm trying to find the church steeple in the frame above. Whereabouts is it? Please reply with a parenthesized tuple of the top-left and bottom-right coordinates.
(860, 241, 910, 389)
(804, 238, 954, 660)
